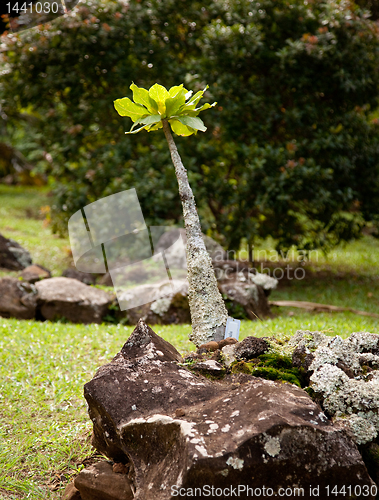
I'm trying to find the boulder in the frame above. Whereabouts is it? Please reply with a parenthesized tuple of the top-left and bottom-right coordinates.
(0, 234, 32, 270)
(360, 441, 379, 487)
(74, 462, 133, 500)
(154, 228, 228, 264)
(191, 359, 226, 376)
(120, 281, 190, 325)
(62, 268, 97, 285)
(0, 277, 37, 319)
(233, 336, 270, 360)
(122, 277, 271, 325)
(214, 260, 278, 296)
(219, 280, 271, 319)
(35, 277, 113, 323)
(19, 264, 51, 284)
(288, 330, 379, 445)
(84, 321, 374, 500)
(221, 344, 237, 368)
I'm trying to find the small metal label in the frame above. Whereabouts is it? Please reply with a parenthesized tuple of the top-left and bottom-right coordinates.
(224, 317, 241, 341)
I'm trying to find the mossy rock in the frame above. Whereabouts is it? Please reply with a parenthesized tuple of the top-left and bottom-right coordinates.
(231, 360, 253, 375)
(257, 353, 294, 370)
(304, 386, 315, 398)
(250, 367, 302, 387)
(231, 352, 305, 388)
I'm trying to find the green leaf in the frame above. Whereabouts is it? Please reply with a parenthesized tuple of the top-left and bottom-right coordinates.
(168, 83, 192, 97)
(141, 114, 161, 125)
(177, 115, 207, 132)
(182, 86, 209, 110)
(194, 102, 217, 113)
(168, 84, 186, 98)
(130, 83, 158, 113)
(148, 84, 170, 113)
(165, 89, 187, 118)
(184, 102, 217, 117)
(147, 121, 163, 132)
(185, 90, 204, 108)
(169, 119, 195, 136)
(125, 123, 150, 134)
(114, 97, 149, 122)
(125, 114, 161, 134)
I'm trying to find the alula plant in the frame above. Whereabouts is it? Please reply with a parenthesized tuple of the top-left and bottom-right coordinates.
(114, 83, 228, 346)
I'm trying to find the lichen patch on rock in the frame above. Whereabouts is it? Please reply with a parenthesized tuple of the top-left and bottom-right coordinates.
(290, 330, 379, 445)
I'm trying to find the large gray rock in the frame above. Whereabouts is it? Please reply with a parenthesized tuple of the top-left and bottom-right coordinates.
(0, 277, 37, 319)
(290, 330, 379, 445)
(84, 321, 374, 500)
(219, 280, 271, 319)
(0, 234, 32, 270)
(62, 268, 97, 285)
(35, 277, 113, 323)
(119, 277, 270, 325)
(155, 228, 228, 264)
(123, 280, 190, 325)
(214, 261, 278, 295)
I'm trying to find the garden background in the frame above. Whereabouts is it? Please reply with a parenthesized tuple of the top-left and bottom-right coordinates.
(1, 0, 379, 497)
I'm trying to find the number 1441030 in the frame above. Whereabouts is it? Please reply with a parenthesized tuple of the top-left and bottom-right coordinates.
(6, 2, 60, 14)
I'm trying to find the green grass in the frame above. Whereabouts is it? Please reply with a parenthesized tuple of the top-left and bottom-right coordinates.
(270, 271, 379, 314)
(0, 185, 379, 497)
(243, 234, 379, 315)
(1, 314, 378, 499)
(0, 320, 198, 499)
(240, 234, 379, 276)
(0, 185, 71, 277)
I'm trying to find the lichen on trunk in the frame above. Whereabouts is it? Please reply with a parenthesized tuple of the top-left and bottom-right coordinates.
(162, 119, 228, 346)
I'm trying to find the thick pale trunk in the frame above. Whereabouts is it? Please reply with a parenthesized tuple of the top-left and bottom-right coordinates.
(162, 119, 228, 346)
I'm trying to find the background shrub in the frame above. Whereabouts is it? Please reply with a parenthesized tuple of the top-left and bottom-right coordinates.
(1, 0, 379, 251)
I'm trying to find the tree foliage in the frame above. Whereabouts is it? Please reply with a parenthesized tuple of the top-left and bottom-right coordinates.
(1, 0, 379, 252)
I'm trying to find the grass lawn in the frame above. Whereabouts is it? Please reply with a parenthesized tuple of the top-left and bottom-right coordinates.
(0, 185, 378, 497)
(0, 185, 71, 277)
(1, 314, 379, 499)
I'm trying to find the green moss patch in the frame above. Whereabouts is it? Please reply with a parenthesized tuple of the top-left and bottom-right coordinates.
(231, 353, 305, 388)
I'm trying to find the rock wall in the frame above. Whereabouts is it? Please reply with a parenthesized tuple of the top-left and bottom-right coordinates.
(75, 321, 376, 500)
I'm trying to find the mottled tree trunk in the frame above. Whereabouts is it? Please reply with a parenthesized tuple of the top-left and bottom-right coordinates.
(162, 119, 228, 346)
